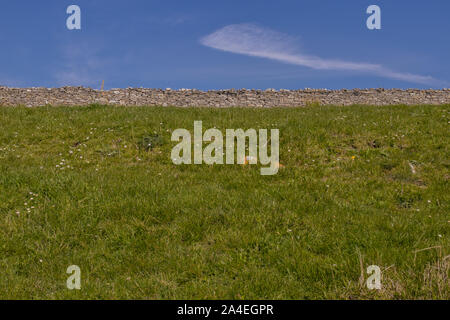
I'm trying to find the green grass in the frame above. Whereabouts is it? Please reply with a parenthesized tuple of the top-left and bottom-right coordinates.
(0, 104, 448, 299)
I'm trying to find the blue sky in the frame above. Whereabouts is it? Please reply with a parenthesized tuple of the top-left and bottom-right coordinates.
(1, 0, 449, 89)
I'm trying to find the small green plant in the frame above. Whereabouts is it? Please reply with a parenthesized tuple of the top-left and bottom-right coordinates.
(305, 99, 322, 107)
(137, 133, 164, 151)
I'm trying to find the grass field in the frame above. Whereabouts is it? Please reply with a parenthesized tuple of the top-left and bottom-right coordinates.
(0, 104, 448, 299)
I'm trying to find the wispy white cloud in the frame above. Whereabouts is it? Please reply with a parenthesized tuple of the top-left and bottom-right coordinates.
(200, 23, 441, 85)
(54, 42, 108, 88)
(54, 70, 99, 87)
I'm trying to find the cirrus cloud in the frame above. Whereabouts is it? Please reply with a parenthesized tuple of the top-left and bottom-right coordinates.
(200, 23, 442, 85)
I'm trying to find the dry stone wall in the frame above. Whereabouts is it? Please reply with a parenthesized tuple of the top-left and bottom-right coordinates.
(1, 87, 449, 107)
